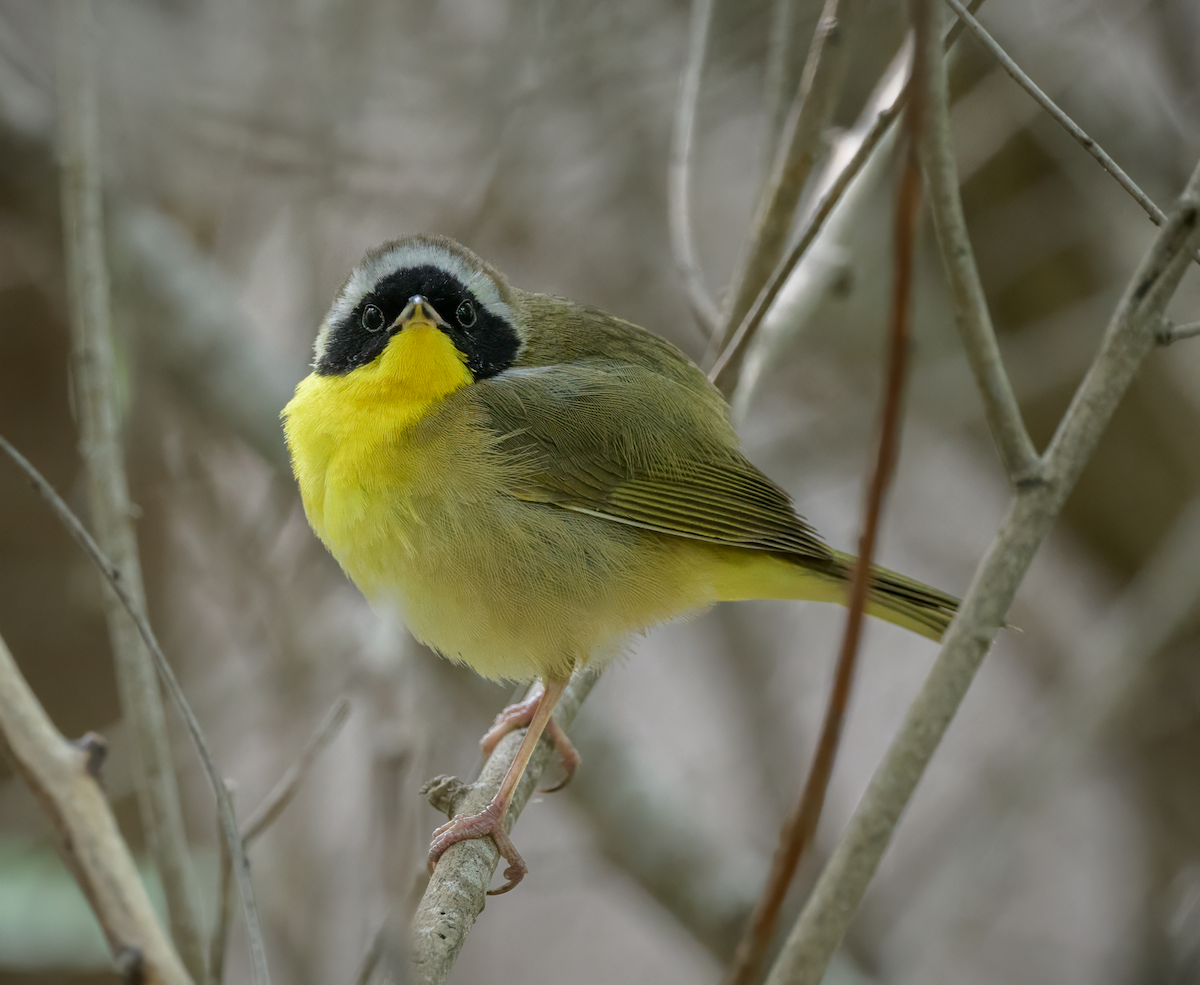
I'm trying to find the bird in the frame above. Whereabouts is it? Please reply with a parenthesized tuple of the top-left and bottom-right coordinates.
(282, 234, 958, 894)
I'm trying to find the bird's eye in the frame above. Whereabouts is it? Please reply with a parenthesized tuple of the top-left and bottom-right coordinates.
(361, 304, 385, 332)
(455, 299, 477, 328)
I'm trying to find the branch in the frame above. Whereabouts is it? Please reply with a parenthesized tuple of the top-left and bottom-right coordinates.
(715, 0, 869, 356)
(919, 0, 1041, 483)
(761, 157, 1200, 985)
(242, 696, 352, 842)
(0, 436, 272, 985)
(727, 2, 932, 980)
(410, 666, 601, 985)
(762, 0, 804, 170)
(709, 0, 988, 392)
(668, 0, 721, 336)
(943, 0, 1200, 268)
(55, 3, 206, 978)
(1158, 318, 1200, 345)
(209, 697, 351, 984)
(0, 629, 194, 985)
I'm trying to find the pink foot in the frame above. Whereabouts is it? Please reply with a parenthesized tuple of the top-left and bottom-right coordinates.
(427, 799, 528, 895)
(480, 687, 581, 792)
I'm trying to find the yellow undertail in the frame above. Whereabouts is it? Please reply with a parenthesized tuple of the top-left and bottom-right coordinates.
(711, 548, 958, 642)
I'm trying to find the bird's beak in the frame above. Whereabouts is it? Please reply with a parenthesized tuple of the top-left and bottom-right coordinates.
(391, 295, 448, 333)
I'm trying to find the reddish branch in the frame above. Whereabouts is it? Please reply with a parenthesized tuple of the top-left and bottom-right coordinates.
(723, 6, 930, 981)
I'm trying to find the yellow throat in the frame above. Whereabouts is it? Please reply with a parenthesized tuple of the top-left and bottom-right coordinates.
(282, 323, 474, 564)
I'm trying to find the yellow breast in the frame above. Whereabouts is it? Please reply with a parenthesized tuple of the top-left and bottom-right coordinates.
(281, 325, 475, 591)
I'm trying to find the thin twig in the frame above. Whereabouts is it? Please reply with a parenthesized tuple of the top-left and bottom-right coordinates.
(763, 0, 804, 171)
(0, 630, 194, 985)
(919, 1, 1041, 483)
(242, 696, 352, 842)
(56, 3, 207, 977)
(669, 0, 721, 336)
(715, 0, 868, 358)
(943, 0, 1200, 267)
(709, 0, 987, 391)
(709, 86, 899, 389)
(1158, 318, 1200, 345)
(208, 781, 237, 985)
(725, 3, 931, 980)
(410, 666, 601, 984)
(761, 157, 1200, 985)
(210, 697, 351, 984)
(0, 436, 272, 985)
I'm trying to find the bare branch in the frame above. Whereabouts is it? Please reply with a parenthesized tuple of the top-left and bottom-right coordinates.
(669, 0, 721, 336)
(55, 3, 206, 977)
(1159, 318, 1200, 345)
(943, 0, 1200, 268)
(919, 2, 1041, 483)
(762, 159, 1200, 985)
(209, 698, 352, 982)
(709, 0, 987, 392)
(709, 73, 901, 390)
(763, 0, 804, 170)
(208, 781, 238, 985)
(410, 667, 601, 985)
(730, 3, 932, 981)
(715, 0, 869, 358)
(242, 696, 352, 843)
(0, 629, 194, 985)
(0, 436, 272, 985)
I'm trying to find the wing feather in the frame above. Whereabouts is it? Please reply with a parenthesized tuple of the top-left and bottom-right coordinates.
(471, 361, 833, 563)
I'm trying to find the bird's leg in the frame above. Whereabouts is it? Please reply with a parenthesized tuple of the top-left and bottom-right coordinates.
(428, 677, 568, 894)
(480, 682, 580, 791)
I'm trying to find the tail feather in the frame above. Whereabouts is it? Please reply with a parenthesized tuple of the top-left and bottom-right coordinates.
(710, 547, 959, 642)
(832, 550, 959, 642)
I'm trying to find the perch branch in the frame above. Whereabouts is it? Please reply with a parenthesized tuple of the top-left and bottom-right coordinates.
(762, 157, 1200, 985)
(943, 0, 1200, 267)
(0, 629, 194, 985)
(725, 2, 931, 980)
(56, 2, 207, 977)
(716, 0, 869, 355)
(669, 0, 721, 336)
(410, 667, 601, 985)
(920, 0, 1041, 483)
(0, 436, 271, 985)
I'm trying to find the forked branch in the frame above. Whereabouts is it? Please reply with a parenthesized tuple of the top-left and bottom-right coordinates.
(0, 630, 193, 985)
(943, 0, 1200, 267)
(762, 156, 1200, 985)
(0, 436, 271, 985)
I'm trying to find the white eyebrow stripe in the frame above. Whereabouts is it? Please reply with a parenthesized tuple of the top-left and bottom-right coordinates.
(326, 240, 513, 329)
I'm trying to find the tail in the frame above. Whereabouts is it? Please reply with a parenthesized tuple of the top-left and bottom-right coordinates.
(711, 548, 959, 642)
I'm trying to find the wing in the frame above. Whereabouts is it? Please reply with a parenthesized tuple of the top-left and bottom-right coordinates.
(470, 360, 833, 562)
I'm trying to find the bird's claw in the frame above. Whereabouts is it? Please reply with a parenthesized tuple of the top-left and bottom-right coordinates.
(427, 800, 529, 895)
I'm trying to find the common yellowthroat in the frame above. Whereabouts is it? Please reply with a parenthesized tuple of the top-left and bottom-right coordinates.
(282, 235, 958, 893)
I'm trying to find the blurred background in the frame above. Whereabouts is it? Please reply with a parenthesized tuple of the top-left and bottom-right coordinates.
(1, 0, 1200, 982)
